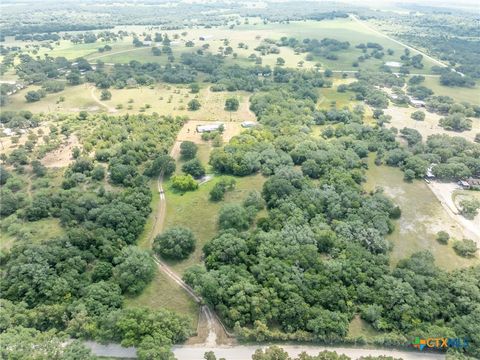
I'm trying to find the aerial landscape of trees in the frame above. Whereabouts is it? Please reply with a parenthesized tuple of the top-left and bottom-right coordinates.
(0, 1, 479, 359)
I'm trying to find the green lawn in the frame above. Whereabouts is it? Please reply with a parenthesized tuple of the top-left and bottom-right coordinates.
(364, 154, 479, 270)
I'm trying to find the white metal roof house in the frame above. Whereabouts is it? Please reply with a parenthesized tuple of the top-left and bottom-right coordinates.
(196, 123, 223, 133)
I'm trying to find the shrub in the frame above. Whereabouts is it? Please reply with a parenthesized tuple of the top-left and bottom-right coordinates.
(218, 203, 251, 231)
(171, 174, 198, 192)
(209, 177, 236, 201)
(459, 198, 480, 219)
(411, 110, 425, 121)
(452, 239, 478, 258)
(187, 99, 201, 111)
(436, 231, 450, 244)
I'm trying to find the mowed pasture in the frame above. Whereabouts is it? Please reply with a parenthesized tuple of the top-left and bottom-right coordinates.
(421, 76, 480, 105)
(2, 84, 98, 113)
(4, 17, 442, 72)
(364, 155, 479, 271)
(3, 81, 255, 124)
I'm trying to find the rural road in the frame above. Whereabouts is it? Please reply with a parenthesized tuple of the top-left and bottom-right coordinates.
(87, 47, 145, 61)
(147, 137, 231, 346)
(84, 341, 445, 360)
(350, 15, 448, 69)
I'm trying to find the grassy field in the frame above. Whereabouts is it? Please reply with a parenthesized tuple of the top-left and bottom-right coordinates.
(163, 172, 266, 275)
(237, 19, 438, 73)
(0, 217, 65, 251)
(123, 266, 199, 327)
(383, 104, 480, 143)
(2, 84, 97, 113)
(364, 154, 479, 270)
(6, 17, 440, 72)
(348, 315, 381, 339)
(421, 76, 480, 105)
(3, 81, 256, 124)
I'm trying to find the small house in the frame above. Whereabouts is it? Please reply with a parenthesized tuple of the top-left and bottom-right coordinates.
(410, 99, 426, 108)
(199, 35, 213, 41)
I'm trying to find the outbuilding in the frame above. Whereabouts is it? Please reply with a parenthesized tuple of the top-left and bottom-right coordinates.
(196, 123, 223, 133)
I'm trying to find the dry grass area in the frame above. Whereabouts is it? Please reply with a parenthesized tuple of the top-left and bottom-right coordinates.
(101, 84, 255, 121)
(384, 105, 480, 143)
(0, 124, 50, 156)
(2, 84, 98, 113)
(41, 134, 80, 168)
(176, 120, 246, 144)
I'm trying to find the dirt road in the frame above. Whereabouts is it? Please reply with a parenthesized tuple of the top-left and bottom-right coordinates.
(87, 47, 144, 61)
(147, 136, 231, 345)
(89, 86, 117, 113)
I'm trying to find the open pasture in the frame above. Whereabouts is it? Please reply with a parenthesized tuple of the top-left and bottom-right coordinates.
(383, 104, 480, 143)
(364, 155, 479, 271)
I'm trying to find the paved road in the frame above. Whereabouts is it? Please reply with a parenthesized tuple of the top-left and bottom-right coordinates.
(84, 342, 445, 360)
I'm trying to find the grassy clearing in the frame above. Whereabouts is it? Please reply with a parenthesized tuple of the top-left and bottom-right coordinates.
(383, 104, 480, 143)
(101, 83, 255, 121)
(0, 218, 65, 251)
(348, 315, 381, 339)
(2, 84, 97, 113)
(163, 172, 266, 275)
(123, 267, 199, 327)
(421, 76, 480, 105)
(238, 19, 437, 72)
(364, 154, 479, 270)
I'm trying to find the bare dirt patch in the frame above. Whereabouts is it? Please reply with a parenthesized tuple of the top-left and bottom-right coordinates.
(41, 134, 80, 168)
